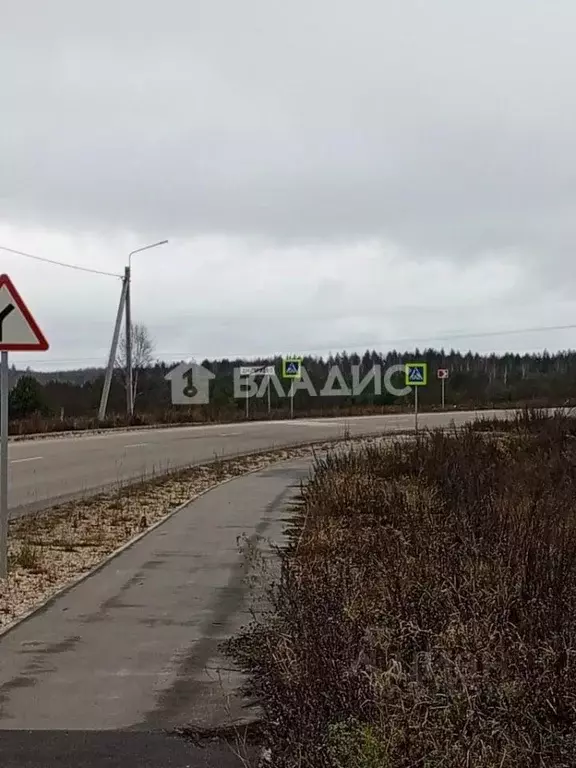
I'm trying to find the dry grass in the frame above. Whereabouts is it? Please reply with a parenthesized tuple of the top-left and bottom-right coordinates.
(226, 414, 576, 767)
(0, 435, 382, 631)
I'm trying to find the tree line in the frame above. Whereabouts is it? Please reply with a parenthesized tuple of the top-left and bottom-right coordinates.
(8, 346, 576, 425)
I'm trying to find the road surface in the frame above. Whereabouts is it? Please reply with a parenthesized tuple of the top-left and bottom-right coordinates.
(8, 410, 512, 513)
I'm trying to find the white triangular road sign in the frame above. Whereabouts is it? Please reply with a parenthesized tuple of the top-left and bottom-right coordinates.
(0, 274, 49, 351)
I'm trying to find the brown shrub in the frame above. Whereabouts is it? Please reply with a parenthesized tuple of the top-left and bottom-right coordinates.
(226, 417, 576, 766)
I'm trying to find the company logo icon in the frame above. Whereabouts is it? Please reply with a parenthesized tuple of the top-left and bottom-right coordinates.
(165, 361, 215, 405)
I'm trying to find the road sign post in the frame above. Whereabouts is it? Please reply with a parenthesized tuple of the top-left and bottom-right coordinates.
(0, 352, 7, 581)
(244, 374, 249, 419)
(0, 275, 49, 578)
(282, 358, 302, 419)
(239, 366, 275, 418)
(437, 368, 449, 409)
(405, 363, 428, 432)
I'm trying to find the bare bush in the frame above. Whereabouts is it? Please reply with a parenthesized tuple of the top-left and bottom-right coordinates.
(226, 414, 576, 766)
(116, 322, 155, 408)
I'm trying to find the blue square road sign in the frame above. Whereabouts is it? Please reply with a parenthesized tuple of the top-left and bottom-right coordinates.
(282, 358, 302, 378)
(405, 363, 428, 386)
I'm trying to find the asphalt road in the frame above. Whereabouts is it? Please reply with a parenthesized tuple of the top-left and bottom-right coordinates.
(8, 410, 512, 514)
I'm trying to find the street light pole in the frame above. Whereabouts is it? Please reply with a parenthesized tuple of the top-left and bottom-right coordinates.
(125, 240, 168, 417)
(98, 273, 129, 422)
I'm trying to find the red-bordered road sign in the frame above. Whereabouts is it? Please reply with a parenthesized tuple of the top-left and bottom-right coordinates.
(0, 274, 49, 351)
(437, 368, 449, 379)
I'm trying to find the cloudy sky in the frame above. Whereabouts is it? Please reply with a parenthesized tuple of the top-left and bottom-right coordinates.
(2, 0, 576, 370)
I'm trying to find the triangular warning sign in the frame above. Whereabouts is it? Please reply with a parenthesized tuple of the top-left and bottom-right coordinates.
(0, 274, 49, 351)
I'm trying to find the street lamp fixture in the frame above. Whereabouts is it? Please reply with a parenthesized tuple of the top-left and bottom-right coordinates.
(128, 239, 169, 269)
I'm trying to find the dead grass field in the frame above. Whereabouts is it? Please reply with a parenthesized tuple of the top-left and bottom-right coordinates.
(227, 412, 576, 767)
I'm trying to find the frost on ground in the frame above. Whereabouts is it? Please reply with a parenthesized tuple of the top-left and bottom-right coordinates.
(0, 436, 382, 630)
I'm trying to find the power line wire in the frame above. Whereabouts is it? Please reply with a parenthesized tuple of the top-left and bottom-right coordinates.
(14, 321, 576, 367)
(0, 245, 123, 279)
(363, 323, 576, 347)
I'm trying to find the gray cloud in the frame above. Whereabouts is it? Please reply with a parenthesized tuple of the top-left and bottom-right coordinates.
(2, 0, 576, 368)
(3, 0, 576, 254)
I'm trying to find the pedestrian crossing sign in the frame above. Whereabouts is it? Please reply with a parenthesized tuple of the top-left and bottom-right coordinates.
(405, 362, 428, 386)
(282, 358, 302, 379)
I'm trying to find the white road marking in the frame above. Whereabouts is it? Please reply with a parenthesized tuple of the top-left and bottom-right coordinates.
(281, 420, 344, 427)
(124, 442, 149, 448)
(10, 456, 43, 464)
(218, 431, 241, 436)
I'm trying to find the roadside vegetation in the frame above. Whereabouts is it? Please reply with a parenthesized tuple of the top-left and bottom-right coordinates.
(227, 411, 576, 766)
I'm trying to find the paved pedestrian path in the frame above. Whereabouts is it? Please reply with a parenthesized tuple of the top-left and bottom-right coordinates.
(1, 731, 250, 768)
(0, 458, 312, 764)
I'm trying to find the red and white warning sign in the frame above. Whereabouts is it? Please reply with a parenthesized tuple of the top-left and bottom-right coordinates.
(0, 274, 49, 351)
(437, 368, 449, 379)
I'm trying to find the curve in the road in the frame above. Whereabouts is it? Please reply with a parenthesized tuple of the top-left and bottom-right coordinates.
(8, 410, 514, 513)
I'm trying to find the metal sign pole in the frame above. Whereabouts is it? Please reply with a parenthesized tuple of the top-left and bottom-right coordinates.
(0, 275, 49, 580)
(414, 384, 419, 432)
(245, 377, 250, 420)
(0, 351, 8, 579)
(441, 377, 445, 410)
(282, 359, 301, 420)
(267, 374, 271, 416)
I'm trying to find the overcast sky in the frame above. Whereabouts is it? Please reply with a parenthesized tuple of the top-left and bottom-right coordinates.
(2, 0, 576, 371)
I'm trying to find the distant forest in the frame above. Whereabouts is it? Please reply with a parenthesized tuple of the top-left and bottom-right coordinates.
(7, 348, 576, 429)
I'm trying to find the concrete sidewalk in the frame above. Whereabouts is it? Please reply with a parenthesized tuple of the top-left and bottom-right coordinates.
(0, 458, 312, 733)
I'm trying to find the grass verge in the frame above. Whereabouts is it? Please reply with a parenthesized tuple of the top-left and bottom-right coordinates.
(0, 435, 382, 631)
(226, 413, 576, 767)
